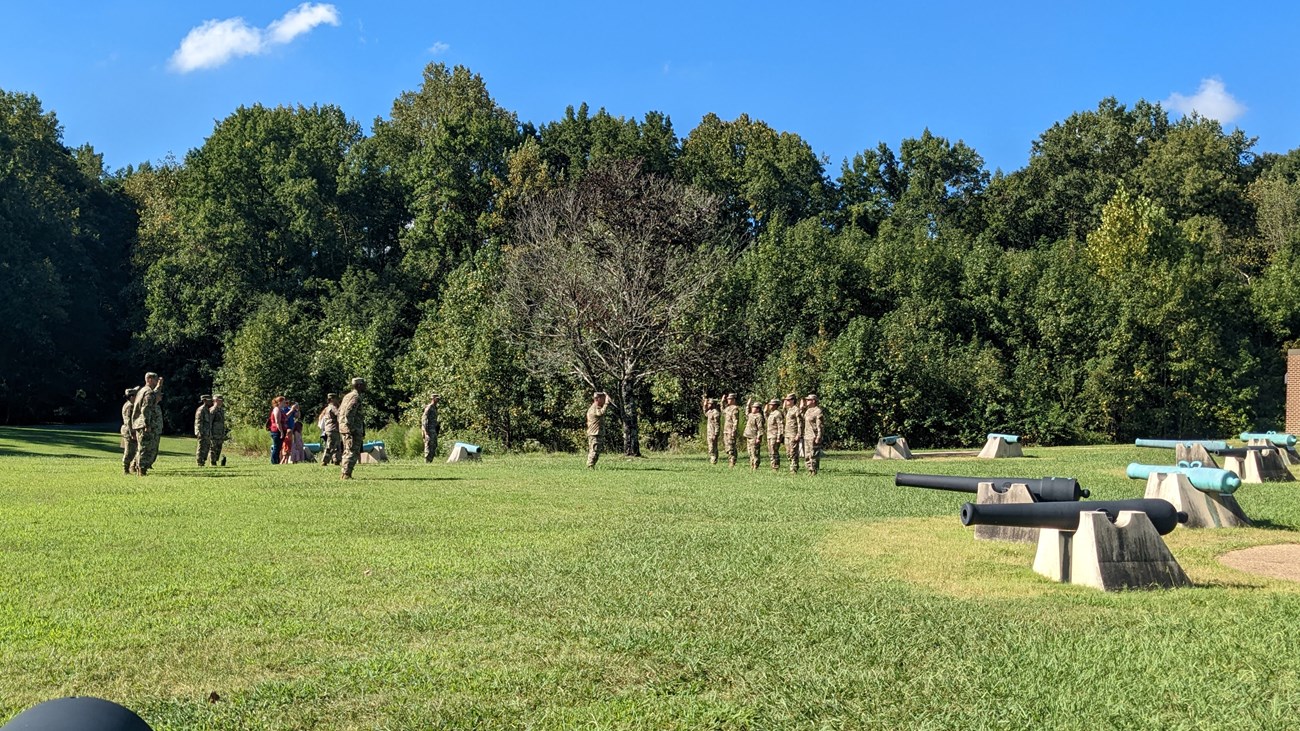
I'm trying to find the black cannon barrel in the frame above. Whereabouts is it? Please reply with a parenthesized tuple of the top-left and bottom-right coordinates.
(959, 499, 1188, 536)
(895, 473, 1089, 501)
(1206, 445, 1275, 457)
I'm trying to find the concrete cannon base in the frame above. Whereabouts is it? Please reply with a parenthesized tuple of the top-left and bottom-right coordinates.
(1223, 448, 1294, 484)
(977, 436, 1023, 459)
(1175, 443, 1219, 468)
(974, 482, 1038, 544)
(360, 445, 388, 464)
(1143, 473, 1249, 529)
(1247, 439, 1300, 466)
(1032, 510, 1191, 591)
(872, 437, 913, 460)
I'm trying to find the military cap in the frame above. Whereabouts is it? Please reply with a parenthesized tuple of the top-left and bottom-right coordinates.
(593, 390, 607, 398)
(430, 393, 441, 399)
(785, 392, 798, 401)
(806, 393, 818, 401)
(769, 398, 780, 406)
(200, 394, 212, 401)
(145, 371, 160, 379)
(351, 377, 366, 387)
(326, 392, 337, 400)
(212, 394, 224, 400)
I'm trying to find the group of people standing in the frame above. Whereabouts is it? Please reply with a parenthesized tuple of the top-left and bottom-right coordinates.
(192, 393, 228, 466)
(703, 392, 824, 475)
(121, 372, 165, 475)
(272, 378, 369, 479)
(122, 374, 229, 476)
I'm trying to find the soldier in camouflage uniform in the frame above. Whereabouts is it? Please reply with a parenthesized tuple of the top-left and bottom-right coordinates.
(121, 387, 140, 474)
(765, 398, 784, 471)
(130, 372, 163, 476)
(318, 393, 342, 466)
(701, 394, 721, 464)
(802, 393, 825, 475)
(783, 393, 802, 474)
(339, 378, 367, 479)
(743, 400, 764, 470)
(194, 395, 213, 466)
(209, 395, 228, 466)
(721, 393, 740, 468)
(422, 393, 440, 463)
(586, 391, 614, 468)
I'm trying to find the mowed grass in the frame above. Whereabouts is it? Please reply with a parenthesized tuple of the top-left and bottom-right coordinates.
(1, 428, 1299, 730)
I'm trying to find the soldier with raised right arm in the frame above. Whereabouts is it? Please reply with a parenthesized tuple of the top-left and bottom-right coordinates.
(721, 394, 740, 468)
(783, 393, 802, 474)
(701, 393, 721, 465)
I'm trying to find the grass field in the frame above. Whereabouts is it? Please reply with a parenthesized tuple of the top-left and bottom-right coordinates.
(2, 426, 1299, 730)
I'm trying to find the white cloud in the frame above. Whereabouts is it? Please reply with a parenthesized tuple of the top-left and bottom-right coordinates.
(429, 41, 450, 55)
(170, 18, 264, 72)
(267, 3, 341, 44)
(169, 3, 339, 73)
(1165, 78, 1245, 124)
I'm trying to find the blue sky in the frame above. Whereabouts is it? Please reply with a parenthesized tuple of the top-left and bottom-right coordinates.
(2, 1, 1295, 175)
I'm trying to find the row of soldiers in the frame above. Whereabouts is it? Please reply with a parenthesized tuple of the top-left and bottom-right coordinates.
(703, 392, 825, 474)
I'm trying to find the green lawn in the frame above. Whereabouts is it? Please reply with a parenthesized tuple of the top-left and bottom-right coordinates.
(1, 427, 1299, 730)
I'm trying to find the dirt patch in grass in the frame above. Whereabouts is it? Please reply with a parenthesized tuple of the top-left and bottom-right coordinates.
(1219, 543, 1300, 583)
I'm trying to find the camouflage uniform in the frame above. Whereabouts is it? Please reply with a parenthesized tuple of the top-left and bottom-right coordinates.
(194, 396, 212, 466)
(130, 380, 163, 476)
(783, 395, 802, 474)
(586, 396, 611, 468)
(121, 388, 139, 474)
(802, 398, 825, 475)
(765, 401, 784, 471)
(320, 397, 342, 466)
(422, 398, 440, 463)
(339, 384, 366, 479)
(743, 403, 764, 470)
(722, 399, 740, 468)
(703, 399, 720, 464)
(208, 398, 227, 466)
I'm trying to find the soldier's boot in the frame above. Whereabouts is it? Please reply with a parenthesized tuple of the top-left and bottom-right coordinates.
(123, 464, 131, 475)
(709, 456, 717, 465)
(728, 456, 736, 468)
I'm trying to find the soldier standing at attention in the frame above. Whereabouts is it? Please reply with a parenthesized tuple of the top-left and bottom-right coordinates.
(194, 395, 213, 466)
(743, 400, 764, 470)
(783, 393, 802, 474)
(338, 378, 367, 480)
(722, 393, 741, 468)
(422, 393, 440, 463)
(121, 387, 140, 474)
(802, 393, 825, 475)
(586, 391, 614, 468)
(130, 372, 163, 476)
(701, 394, 721, 464)
(318, 393, 342, 467)
(765, 398, 784, 471)
(209, 395, 228, 466)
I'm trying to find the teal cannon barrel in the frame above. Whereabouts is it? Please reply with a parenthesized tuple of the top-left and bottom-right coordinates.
(960, 499, 1188, 536)
(880, 435, 903, 445)
(987, 433, 1020, 443)
(1240, 431, 1297, 447)
(362, 441, 385, 451)
(1134, 438, 1229, 451)
(895, 473, 1088, 501)
(1125, 462, 1241, 494)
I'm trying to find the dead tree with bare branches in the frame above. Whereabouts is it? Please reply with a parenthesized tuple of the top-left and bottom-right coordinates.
(501, 160, 734, 456)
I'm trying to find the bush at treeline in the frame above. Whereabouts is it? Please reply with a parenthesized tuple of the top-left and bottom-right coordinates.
(5, 63, 1300, 449)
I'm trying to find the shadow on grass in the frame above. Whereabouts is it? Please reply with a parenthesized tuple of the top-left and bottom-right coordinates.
(1241, 518, 1300, 531)
(0, 425, 119, 457)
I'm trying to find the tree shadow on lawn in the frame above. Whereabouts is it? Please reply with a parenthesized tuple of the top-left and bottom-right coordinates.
(0, 425, 120, 457)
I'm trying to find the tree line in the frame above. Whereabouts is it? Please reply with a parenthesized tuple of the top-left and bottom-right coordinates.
(4, 63, 1300, 450)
